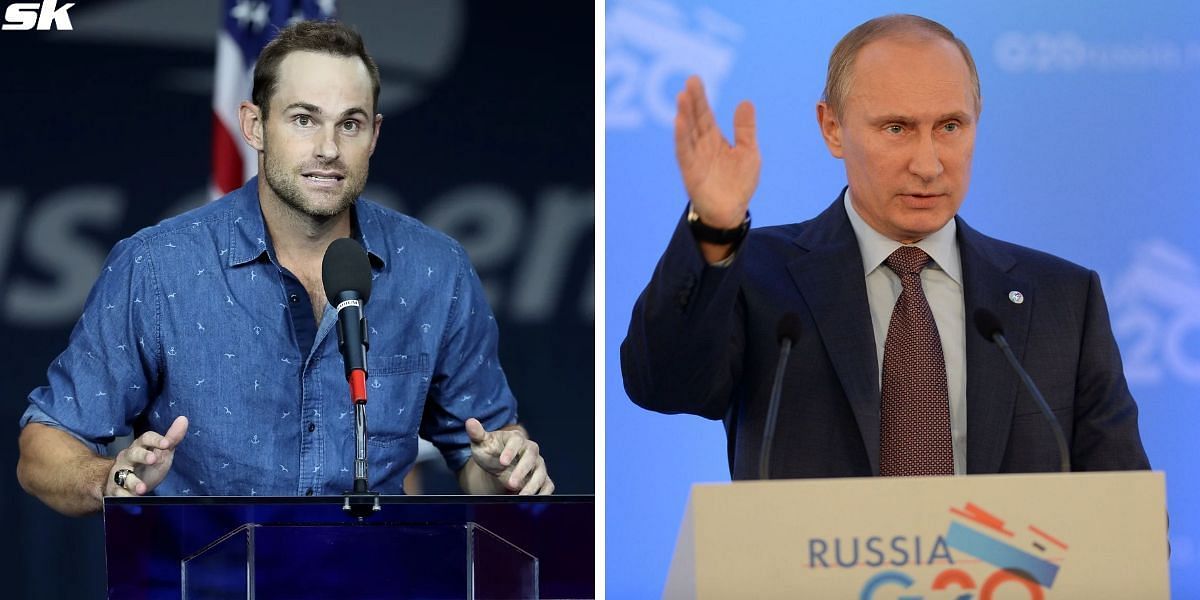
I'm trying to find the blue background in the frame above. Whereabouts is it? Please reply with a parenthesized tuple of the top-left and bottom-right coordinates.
(606, 0, 1200, 596)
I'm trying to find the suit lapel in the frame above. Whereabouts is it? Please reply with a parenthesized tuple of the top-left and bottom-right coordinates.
(786, 197, 882, 475)
(958, 218, 1034, 473)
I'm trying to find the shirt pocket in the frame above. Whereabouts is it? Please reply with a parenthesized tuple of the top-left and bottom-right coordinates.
(365, 352, 431, 448)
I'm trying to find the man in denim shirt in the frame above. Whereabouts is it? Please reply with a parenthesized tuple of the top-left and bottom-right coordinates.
(17, 21, 553, 516)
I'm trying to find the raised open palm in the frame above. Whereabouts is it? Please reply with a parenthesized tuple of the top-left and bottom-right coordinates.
(674, 75, 761, 229)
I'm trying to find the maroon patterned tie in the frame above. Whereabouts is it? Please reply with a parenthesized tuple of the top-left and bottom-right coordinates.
(880, 246, 954, 476)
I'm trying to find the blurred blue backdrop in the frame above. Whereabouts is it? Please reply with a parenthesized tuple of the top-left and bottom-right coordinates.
(606, 0, 1200, 596)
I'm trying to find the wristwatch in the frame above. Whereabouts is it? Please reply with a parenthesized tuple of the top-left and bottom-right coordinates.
(687, 205, 750, 245)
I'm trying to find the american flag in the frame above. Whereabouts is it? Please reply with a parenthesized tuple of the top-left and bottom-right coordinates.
(211, 0, 337, 198)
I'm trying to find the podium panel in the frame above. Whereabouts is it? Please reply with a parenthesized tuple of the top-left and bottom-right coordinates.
(180, 523, 536, 599)
(104, 495, 592, 599)
(665, 472, 1168, 599)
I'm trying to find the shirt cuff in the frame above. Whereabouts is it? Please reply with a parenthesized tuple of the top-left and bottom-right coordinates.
(19, 404, 107, 456)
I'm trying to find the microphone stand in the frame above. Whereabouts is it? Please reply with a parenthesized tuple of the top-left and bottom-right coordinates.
(343, 399, 380, 519)
(340, 304, 380, 520)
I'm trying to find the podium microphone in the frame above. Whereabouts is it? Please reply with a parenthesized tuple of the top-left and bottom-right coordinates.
(973, 308, 1071, 472)
(322, 238, 374, 495)
(759, 313, 802, 480)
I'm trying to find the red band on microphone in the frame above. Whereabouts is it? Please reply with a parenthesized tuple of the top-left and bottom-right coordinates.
(349, 369, 368, 404)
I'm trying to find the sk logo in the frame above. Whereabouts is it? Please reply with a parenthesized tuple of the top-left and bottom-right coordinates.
(2, 0, 74, 31)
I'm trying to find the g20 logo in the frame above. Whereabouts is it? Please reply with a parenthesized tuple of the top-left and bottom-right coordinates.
(849, 503, 1067, 599)
(861, 568, 1044, 600)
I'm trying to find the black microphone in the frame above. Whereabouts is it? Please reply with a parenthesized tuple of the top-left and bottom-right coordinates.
(322, 238, 375, 496)
(973, 308, 1071, 473)
(322, 238, 373, 391)
(759, 313, 803, 480)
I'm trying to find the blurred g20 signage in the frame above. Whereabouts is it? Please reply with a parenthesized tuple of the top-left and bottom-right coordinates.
(811, 503, 1067, 599)
(605, 0, 741, 129)
(2, 0, 74, 30)
(1110, 240, 1200, 385)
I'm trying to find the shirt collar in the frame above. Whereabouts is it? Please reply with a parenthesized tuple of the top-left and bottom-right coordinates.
(843, 187, 962, 285)
(225, 176, 387, 270)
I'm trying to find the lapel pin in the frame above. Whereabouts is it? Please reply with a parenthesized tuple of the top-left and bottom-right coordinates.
(1008, 290, 1024, 304)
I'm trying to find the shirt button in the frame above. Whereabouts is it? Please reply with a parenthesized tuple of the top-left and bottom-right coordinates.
(305, 488, 314, 496)
(289, 294, 300, 304)
(308, 422, 316, 433)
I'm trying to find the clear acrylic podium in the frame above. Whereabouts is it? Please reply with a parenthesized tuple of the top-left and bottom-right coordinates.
(103, 495, 593, 599)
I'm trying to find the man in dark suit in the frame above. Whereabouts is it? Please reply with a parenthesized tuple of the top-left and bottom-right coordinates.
(620, 14, 1149, 478)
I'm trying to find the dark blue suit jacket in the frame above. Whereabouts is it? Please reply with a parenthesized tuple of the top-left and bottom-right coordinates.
(621, 192, 1150, 478)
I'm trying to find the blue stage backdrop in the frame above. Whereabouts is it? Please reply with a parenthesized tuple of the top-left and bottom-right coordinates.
(607, 0, 1200, 596)
(0, 2, 592, 598)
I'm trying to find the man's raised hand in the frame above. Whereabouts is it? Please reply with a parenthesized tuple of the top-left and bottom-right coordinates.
(674, 75, 761, 230)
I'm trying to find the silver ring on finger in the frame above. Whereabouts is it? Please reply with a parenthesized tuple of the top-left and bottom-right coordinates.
(114, 468, 135, 489)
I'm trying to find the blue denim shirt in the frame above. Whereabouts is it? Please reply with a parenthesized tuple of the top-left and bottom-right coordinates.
(21, 178, 518, 496)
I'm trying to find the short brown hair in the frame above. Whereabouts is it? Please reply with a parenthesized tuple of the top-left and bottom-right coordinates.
(822, 14, 980, 117)
(252, 20, 381, 118)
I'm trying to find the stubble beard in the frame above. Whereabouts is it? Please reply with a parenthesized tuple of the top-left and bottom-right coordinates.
(261, 134, 366, 221)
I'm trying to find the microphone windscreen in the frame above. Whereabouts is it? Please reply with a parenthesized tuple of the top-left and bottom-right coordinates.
(973, 308, 1004, 340)
(322, 238, 373, 305)
(776, 312, 803, 344)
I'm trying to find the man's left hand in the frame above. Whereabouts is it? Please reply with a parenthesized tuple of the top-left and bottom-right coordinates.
(465, 418, 554, 495)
